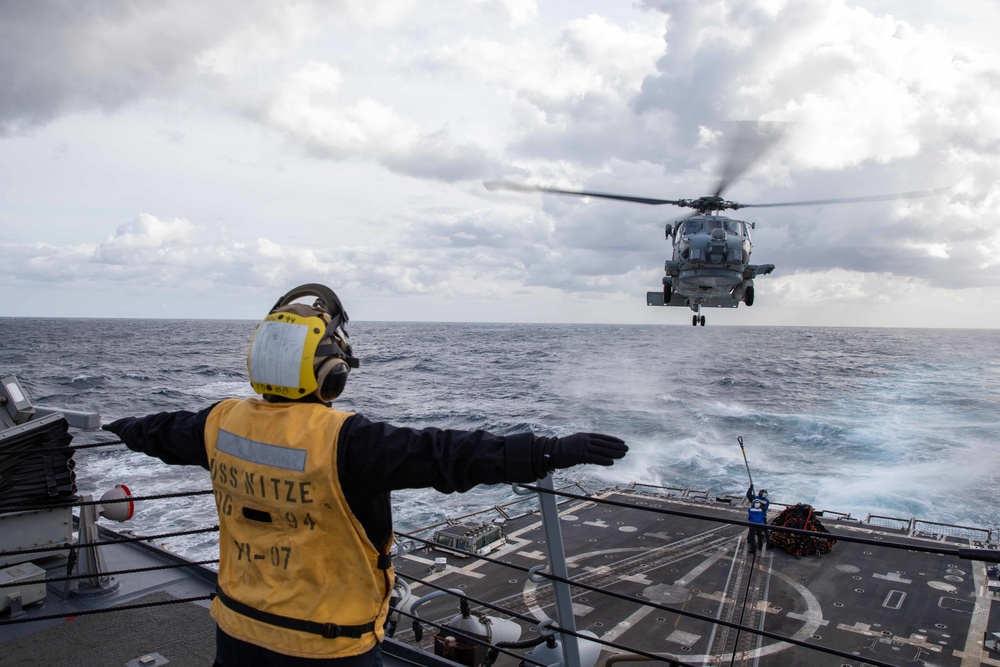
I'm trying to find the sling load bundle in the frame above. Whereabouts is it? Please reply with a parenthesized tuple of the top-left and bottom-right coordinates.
(769, 503, 835, 558)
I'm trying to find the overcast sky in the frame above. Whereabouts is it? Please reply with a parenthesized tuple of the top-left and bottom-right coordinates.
(2, 0, 999, 328)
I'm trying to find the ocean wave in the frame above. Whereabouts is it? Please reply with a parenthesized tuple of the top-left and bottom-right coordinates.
(150, 387, 187, 399)
(67, 374, 107, 388)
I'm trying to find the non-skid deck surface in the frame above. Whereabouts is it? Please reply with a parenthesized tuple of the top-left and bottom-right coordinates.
(2, 592, 215, 667)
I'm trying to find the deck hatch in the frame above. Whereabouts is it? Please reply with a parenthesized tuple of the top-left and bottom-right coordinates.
(882, 589, 906, 610)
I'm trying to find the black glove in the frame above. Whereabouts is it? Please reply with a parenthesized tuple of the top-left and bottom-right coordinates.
(102, 417, 134, 437)
(540, 433, 627, 472)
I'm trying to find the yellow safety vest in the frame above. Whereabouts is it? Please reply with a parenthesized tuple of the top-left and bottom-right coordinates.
(204, 398, 393, 659)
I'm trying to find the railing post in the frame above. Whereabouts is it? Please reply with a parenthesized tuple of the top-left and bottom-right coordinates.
(69, 495, 119, 597)
(536, 474, 581, 667)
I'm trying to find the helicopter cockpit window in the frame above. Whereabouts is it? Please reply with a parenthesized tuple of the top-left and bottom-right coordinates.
(684, 220, 704, 235)
(725, 220, 744, 235)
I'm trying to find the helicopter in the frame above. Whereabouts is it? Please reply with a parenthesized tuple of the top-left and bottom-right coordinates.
(484, 124, 947, 325)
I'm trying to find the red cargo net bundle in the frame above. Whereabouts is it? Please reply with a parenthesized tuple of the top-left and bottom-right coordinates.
(769, 503, 836, 558)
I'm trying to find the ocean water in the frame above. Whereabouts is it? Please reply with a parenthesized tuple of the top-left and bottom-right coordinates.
(2, 318, 998, 562)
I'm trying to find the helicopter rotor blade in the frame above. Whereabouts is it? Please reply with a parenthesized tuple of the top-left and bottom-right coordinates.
(484, 180, 686, 206)
(712, 121, 787, 198)
(741, 186, 951, 209)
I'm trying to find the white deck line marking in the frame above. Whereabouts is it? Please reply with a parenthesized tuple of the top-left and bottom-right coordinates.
(959, 561, 990, 666)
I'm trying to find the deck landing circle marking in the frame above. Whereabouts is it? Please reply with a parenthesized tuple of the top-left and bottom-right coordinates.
(835, 564, 860, 574)
(686, 566, 827, 663)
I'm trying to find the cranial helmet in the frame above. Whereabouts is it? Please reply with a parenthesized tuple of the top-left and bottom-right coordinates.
(752, 500, 762, 509)
(760, 489, 768, 498)
(247, 283, 359, 403)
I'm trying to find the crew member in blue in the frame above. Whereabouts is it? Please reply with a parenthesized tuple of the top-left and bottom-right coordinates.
(748, 500, 767, 551)
(746, 484, 770, 548)
(746, 484, 769, 515)
(103, 283, 628, 667)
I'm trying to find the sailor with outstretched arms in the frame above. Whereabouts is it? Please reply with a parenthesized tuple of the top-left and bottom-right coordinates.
(103, 283, 628, 666)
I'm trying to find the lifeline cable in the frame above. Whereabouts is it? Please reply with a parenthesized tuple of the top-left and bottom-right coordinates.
(0, 525, 219, 560)
(0, 488, 214, 515)
(393, 528, 902, 667)
(0, 439, 126, 458)
(399, 478, 986, 667)
(515, 548, 902, 667)
(383, 591, 551, 667)
(729, 539, 758, 667)
(397, 570, 693, 667)
(0, 559, 219, 589)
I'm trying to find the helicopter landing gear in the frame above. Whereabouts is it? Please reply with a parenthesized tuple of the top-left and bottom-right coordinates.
(692, 305, 706, 326)
(662, 277, 672, 304)
(745, 284, 755, 306)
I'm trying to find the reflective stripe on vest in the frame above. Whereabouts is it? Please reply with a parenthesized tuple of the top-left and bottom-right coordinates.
(205, 398, 393, 659)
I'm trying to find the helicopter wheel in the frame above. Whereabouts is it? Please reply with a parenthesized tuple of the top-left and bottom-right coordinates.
(700, 315, 706, 326)
(663, 286, 671, 304)
(745, 285, 755, 306)
(692, 315, 698, 326)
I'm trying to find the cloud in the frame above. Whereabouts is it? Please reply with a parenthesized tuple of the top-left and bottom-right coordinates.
(420, 15, 668, 165)
(768, 268, 919, 304)
(0, 202, 656, 317)
(633, 0, 1000, 171)
(470, 0, 538, 28)
(0, 1, 280, 134)
(2, 214, 328, 291)
(0, 1, 504, 181)
(4, 1, 1000, 324)
(256, 61, 500, 181)
(262, 61, 419, 157)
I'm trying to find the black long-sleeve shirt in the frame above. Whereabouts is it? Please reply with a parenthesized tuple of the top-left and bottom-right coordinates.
(111, 401, 550, 552)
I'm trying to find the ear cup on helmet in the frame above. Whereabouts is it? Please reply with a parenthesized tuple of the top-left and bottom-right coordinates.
(315, 357, 350, 402)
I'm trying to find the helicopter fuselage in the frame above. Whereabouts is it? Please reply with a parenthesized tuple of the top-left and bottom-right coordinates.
(648, 213, 774, 321)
